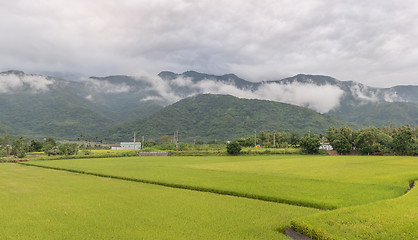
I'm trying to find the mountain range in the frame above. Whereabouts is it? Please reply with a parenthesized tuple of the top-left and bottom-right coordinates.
(0, 70, 417, 141)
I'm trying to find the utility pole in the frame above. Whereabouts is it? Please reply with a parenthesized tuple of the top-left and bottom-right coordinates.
(254, 130, 257, 147)
(176, 131, 179, 151)
(273, 132, 276, 147)
(133, 132, 136, 153)
(174, 131, 178, 151)
(142, 136, 144, 150)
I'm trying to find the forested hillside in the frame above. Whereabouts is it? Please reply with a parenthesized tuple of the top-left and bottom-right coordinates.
(105, 94, 353, 142)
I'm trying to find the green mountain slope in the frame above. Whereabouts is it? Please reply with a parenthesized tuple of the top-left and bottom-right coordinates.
(0, 86, 114, 139)
(105, 94, 354, 142)
(0, 120, 14, 135)
(331, 102, 418, 127)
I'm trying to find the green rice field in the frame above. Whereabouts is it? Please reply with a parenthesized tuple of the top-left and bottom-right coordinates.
(0, 163, 317, 239)
(292, 184, 418, 239)
(24, 155, 416, 209)
(3, 155, 417, 239)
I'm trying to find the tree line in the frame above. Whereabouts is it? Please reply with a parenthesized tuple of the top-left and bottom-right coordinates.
(231, 124, 418, 156)
(0, 136, 78, 158)
(325, 125, 417, 155)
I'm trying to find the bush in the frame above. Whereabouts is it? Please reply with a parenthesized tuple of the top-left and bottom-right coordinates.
(46, 146, 60, 156)
(226, 141, 241, 155)
(58, 143, 79, 155)
(331, 134, 352, 154)
(299, 133, 321, 154)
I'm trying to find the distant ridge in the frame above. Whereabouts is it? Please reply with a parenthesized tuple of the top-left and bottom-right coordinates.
(104, 94, 354, 142)
(0, 70, 417, 140)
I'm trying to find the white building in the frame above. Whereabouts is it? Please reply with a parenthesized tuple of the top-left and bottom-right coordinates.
(319, 142, 333, 150)
(111, 142, 141, 150)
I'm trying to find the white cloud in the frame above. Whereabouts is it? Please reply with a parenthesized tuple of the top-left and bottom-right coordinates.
(382, 91, 404, 103)
(171, 76, 194, 87)
(0, 72, 54, 93)
(349, 84, 379, 103)
(134, 75, 182, 103)
(254, 82, 344, 113)
(140, 96, 164, 102)
(85, 78, 131, 94)
(143, 75, 345, 113)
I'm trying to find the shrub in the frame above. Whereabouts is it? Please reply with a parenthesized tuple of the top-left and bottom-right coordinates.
(58, 143, 79, 155)
(226, 141, 241, 155)
(331, 134, 352, 154)
(46, 146, 60, 156)
(299, 133, 321, 154)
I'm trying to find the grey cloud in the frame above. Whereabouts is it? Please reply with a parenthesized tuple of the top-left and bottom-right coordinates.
(1, 1, 418, 87)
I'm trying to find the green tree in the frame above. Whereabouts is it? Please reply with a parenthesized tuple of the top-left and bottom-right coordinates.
(11, 137, 28, 158)
(46, 146, 60, 156)
(259, 131, 272, 147)
(355, 127, 379, 155)
(0, 135, 12, 157)
(289, 132, 300, 146)
(325, 127, 339, 143)
(339, 126, 354, 148)
(58, 143, 79, 155)
(273, 131, 288, 148)
(159, 135, 173, 143)
(42, 137, 56, 152)
(392, 125, 415, 155)
(235, 136, 254, 147)
(326, 126, 355, 154)
(226, 141, 241, 155)
(299, 133, 321, 154)
(144, 139, 157, 147)
(332, 134, 352, 154)
(29, 140, 44, 152)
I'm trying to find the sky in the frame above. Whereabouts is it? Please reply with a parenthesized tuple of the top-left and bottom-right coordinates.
(1, 0, 418, 87)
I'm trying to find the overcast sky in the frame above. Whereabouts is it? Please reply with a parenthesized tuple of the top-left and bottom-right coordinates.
(1, 0, 418, 87)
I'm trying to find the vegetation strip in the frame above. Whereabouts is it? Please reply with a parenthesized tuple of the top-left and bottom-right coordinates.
(290, 181, 417, 240)
(19, 162, 325, 210)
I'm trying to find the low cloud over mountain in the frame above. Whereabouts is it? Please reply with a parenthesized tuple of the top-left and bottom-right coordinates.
(1, 70, 417, 139)
(152, 74, 345, 113)
(0, 71, 54, 93)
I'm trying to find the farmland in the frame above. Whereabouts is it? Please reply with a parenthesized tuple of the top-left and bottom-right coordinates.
(24, 155, 416, 209)
(2, 155, 417, 239)
(0, 163, 317, 239)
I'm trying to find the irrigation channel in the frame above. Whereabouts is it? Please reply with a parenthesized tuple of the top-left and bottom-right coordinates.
(18, 162, 416, 240)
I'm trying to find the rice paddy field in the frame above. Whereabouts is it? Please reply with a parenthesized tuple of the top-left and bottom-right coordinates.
(2, 155, 417, 239)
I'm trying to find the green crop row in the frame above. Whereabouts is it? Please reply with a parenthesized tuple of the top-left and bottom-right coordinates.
(291, 181, 417, 239)
(0, 163, 318, 239)
(23, 155, 417, 209)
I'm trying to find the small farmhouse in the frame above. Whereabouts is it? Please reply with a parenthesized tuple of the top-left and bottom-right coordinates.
(111, 142, 141, 150)
(319, 142, 333, 151)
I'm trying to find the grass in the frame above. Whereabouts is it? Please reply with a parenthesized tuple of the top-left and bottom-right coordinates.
(12, 155, 418, 239)
(27, 149, 138, 160)
(0, 163, 319, 239)
(23, 155, 417, 209)
(291, 181, 418, 239)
